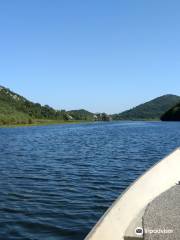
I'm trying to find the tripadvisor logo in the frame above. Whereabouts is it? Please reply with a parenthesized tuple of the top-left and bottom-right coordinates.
(135, 227, 143, 236)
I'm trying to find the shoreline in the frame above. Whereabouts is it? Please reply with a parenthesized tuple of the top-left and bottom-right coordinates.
(0, 120, 93, 128)
(0, 119, 163, 128)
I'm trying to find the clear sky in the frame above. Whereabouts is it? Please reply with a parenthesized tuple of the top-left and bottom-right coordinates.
(0, 0, 180, 113)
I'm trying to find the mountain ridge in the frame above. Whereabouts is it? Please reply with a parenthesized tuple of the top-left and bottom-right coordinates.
(0, 85, 180, 125)
(0, 85, 109, 124)
(112, 94, 180, 120)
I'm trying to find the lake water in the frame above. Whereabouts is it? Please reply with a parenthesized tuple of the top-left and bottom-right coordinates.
(0, 121, 180, 240)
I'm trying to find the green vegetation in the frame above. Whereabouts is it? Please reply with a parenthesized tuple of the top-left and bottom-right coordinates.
(161, 103, 180, 121)
(95, 113, 112, 121)
(0, 86, 66, 125)
(1, 85, 179, 126)
(112, 95, 180, 120)
(0, 86, 111, 126)
(67, 109, 94, 121)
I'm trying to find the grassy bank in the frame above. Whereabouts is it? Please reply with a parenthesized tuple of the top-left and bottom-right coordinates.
(0, 119, 162, 128)
(0, 119, 93, 128)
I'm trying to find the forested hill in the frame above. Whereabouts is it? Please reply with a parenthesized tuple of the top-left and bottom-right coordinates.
(0, 86, 64, 124)
(0, 86, 96, 125)
(161, 103, 180, 121)
(0, 86, 112, 125)
(112, 94, 180, 120)
(0, 86, 179, 125)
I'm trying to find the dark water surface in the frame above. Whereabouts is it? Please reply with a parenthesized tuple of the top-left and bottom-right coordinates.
(0, 121, 180, 240)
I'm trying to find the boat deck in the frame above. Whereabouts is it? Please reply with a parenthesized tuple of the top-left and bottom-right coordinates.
(143, 185, 180, 240)
(85, 149, 180, 240)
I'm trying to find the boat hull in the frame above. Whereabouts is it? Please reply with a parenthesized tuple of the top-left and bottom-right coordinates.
(85, 148, 180, 240)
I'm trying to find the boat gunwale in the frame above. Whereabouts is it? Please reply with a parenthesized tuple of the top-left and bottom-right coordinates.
(85, 147, 180, 239)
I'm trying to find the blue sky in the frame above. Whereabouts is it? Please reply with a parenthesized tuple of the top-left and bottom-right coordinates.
(0, 0, 180, 113)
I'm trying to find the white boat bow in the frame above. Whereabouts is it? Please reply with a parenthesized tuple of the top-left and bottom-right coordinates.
(85, 148, 180, 240)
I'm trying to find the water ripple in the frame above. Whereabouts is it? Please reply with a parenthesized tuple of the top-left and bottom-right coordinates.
(0, 121, 180, 239)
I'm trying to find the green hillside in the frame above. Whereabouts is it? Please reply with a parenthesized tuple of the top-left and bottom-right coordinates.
(0, 86, 109, 125)
(112, 94, 180, 120)
(161, 103, 180, 121)
(1, 85, 179, 125)
(67, 109, 94, 121)
(0, 86, 93, 125)
(0, 87, 32, 125)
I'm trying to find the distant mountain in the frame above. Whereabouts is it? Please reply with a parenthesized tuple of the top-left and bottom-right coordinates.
(112, 95, 180, 120)
(161, 103, 180, 121)
(67, 109, 94, 121)
(1, 86, 179, 125)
